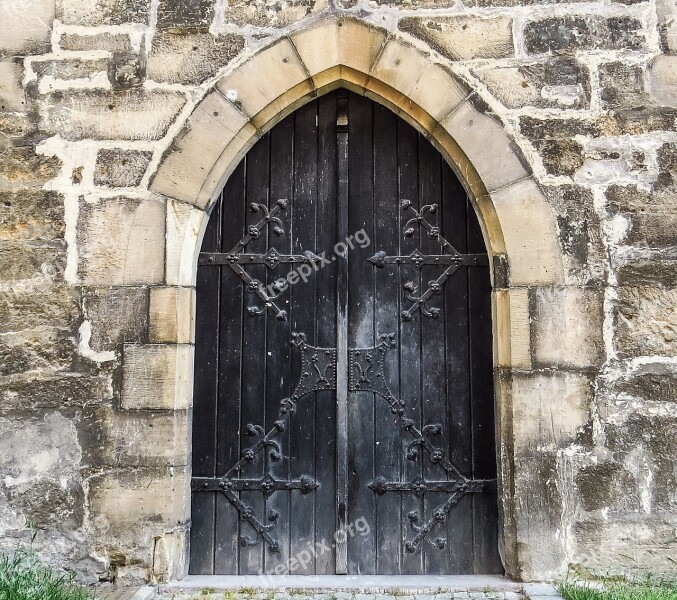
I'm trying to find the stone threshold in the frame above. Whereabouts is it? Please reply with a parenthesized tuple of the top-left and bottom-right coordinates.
(154, 576, 564, 600)
(160, 574, 528, 592)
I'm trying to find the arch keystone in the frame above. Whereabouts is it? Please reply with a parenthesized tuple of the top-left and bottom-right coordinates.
(290, 17, 388, 90)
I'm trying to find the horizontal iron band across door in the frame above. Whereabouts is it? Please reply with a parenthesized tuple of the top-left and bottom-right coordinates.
(368, 476, 497, 496)
(192, 474, 319, 496)
(368, 251, 489, 268)
(198, 250, 320, 267)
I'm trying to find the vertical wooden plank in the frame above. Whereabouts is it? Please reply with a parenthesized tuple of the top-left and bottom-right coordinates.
(372, 102, 402, 575)
(289, 100, 318, 574)
(213, 162, 246, 575)
(346, 91, 376, 575)
(418, 135, 448, 574)
(316, 92, 339, 574)
(441, 162, 473, 574)
(335, 91, 350, 575)
(238, 135, 270, 574)
(189, 192, 222, 575)
(467, 196, 502, 574)
(397, 117, 424, 576)
(263, 113, 295, 575)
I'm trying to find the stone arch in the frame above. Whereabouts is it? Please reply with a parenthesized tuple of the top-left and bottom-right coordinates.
(138, 16, 569, 580)
(151, 18, 565, 290)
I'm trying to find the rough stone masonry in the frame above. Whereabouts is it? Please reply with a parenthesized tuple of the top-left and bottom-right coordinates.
(0, 0, 676, 587)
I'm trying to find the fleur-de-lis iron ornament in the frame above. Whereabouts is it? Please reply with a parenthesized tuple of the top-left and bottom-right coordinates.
(369, 200, 489, 321)
(198, 199, 321, 321)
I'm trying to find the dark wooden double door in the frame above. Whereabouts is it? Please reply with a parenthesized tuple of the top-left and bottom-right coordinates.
(190, 90, 500, 576)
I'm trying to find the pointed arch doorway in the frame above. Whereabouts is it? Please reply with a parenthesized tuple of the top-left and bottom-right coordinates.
(189, 89, 501, 576)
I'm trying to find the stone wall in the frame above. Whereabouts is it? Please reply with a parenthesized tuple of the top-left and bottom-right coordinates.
(0, 0, 675, 586)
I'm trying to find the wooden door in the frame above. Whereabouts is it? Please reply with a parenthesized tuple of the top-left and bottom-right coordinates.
(189, 90, 501, 576)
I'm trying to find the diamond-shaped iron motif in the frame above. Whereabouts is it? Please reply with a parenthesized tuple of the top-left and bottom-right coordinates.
(368, 201, 489, 321)
(198, 199, 321, 321)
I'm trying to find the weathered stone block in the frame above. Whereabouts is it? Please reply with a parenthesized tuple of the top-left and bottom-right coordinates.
(490, 179, 564, 285)
(520, 115, 609, 140)
(612, 362, 677, 402)
(606, 168, 677, 248)
(371, 39, 469, 123)
(0, 327, 74, 376)
(151, 91, 253, 207)
(605, 413, 677, 511)
(575, 461, 639, 512)
(108, 53, 145, 90)
(471, 58, 590, 110)
(0, 0, 54, 56)
(400, 16, 514, 61)
(468, 0, 588, 5)
(216, 38, 310, 125)
(622, 213, 677, 248)
(0, 240, 66, 283)
(523, 17, 645, 54)
(658, 141, 677, 174)
(606, 183, 677, 216)
(87, 467, 189, 552)
(615, 255, 677, 288)
(656, 0, 677, 52)
(511, 371, 593, 454)
(82, 287, 149, 351)
(535, 139, 585, 177)
(38, 89, 187, 141)
(0, 113, 31, 141)
(0, 412, 83, 531)
(157, 0, 214, 30)
(439, 100, 529, 192)
(147, 32, 244, 85)
(494, 288, 531, 368)
(572, 515, 677, 578)
(121, 344, 193, 410)
(56, 0, 150, 25)
(0, 146, 61, 192)
(77, 196, 165, 285)
(0, 60, 25, 112)
(0, 190, 64, 241)
(599, 62, 647, 110)
(543, 185, 607, 286)
(221, 0, 327, 28)
(32, 58, 109, 82)
(149, 287, 194, 344)
(614, 286, 677, 357)
(165, 200, 205, 286)
(94, 149, 153, 188)
(512, 451, 565, 577)
(647, 55, 677, 108)
(80, 407, 189, 467)
(0, 285, 78, 334)
(374, 0, 454, 6)
(59, 33, 134, 53)
(532, 287, 605, 368)
(0, 372, 112, 413)
(291, 17, 388, 89)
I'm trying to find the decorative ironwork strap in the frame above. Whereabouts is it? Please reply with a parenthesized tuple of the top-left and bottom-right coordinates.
(368, 475, 497, 497)
(198, 199, 321, 321)
(192, 473, 318, 497)
(368, 201, 489, 321)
